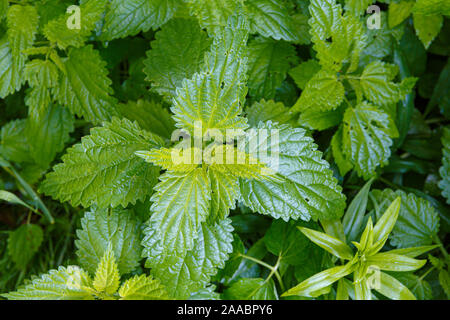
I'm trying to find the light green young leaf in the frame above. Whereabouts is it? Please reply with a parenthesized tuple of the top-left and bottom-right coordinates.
(93, 245, 120, 295)
(8, 224, 43, 269)
(371, 189, 440, 248)
(245, 99, 295, 127)
(240, 122, 346, 222)
(1, 266, 93, 300)
(117, 100, 175, 139)
(142, 218, 233, 299)
(413, 13, 443, 49)
(247, 37, 297, 101)
(75, 207, 142, 276)
(439, 127, 450, 204)
(149, 168, 211, 256)
(342, 102, 398, 179)
(118, 275, 169, 300)
(102, 0, 179, 40)
(52, 45, 118, 124)
(171, 14, 249, 134)
(208, 167, 239, 222)
(299, 227, 354, 260)
(222, 278, 278, 300)
(40, 117, 164, 208)
(44, 0, 106, 49)
(374, 271, 416, 300)
(245, 0, 298, 41)
(309, 0, 366, 71)
(143, 18, 211, 102)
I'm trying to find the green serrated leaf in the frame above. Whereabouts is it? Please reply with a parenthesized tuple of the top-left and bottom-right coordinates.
(0, 5, 39, 97)
(342, 102, 398, 179)
(25, 104, 74, 167)
(289, 59, 321, 91)
(246, 99, 295, 127)
(413, 0, 450, 16)
(52, 45, 118, 124)
(75, 207, 142, 276)
(388, 1, 415, 28)
(148, 168, 211, 256)
(142, 218, 233, 299)
(413, 13, 443, 49)
(239, 121, 346, 221)
(247, 37, 297, 101)
(44, 0, 106, 49)
(2, 266, 93, 300)
(184, 0, 239, 35)
(102, 0, 179, 40)
(359, 61, 415, 106)
(143, 17, 211, 102)
(40, 117, 164, 208)
(371, 189, 440, 248)
(391, 272, 433, 300)
(8, 224, 44, 269)
(171, 14, 249, 135)
(345, 0, 374, 16)
(292, 69, 345, 113)
(0, 119, 30, 163)
(245, 0, 298, 41)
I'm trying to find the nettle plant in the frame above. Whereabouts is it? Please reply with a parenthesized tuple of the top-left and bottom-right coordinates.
(0, 0, 448, 300)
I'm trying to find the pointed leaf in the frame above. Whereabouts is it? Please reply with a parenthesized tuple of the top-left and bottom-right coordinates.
(299, 227, 353, 260)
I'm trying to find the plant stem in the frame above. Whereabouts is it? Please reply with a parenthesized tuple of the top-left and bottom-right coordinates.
(239, 254, 274, 271)
(239, 254, 285, 292)
(433, 235, 449, 260)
